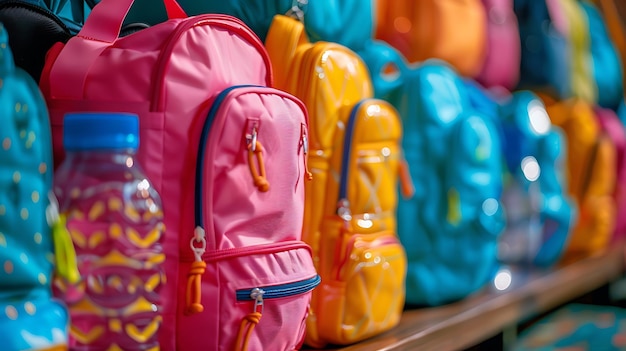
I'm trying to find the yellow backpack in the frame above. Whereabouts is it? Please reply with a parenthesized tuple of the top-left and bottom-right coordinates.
(266, 14, 410, 347)
(540, 95, 616, 260)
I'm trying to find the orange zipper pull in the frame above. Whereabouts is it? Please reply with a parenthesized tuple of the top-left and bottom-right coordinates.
(185, 227, 206, 315)
(247, 128, 270, 192)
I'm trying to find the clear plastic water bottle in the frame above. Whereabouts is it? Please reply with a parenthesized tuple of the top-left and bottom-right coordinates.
(52, 112, 165, 351)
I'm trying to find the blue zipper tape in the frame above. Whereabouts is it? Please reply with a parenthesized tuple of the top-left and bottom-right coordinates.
(236, 275, 321, 300)
(338, 100, 367, 200)
(194, 84, 262, 228)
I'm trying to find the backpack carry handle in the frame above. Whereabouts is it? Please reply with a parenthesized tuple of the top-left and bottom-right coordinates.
(358, 40, 408, 100)
(265, 14, 309, 90)
(47, 0, 187, 100)
(79, 0, 187, 44)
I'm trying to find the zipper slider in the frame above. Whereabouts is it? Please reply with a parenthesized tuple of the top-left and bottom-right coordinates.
(250, 288, 265, 313)
(337, 198, 353, 236)
(301, 124, 313, 181)
(337, 199, 352, 221)
(235, 287, 265, 351)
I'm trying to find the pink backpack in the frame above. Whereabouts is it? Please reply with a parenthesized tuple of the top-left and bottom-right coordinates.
(39, 0, 318, 350)
(594, 106, 626, 243)
(475, 0, 521, 92)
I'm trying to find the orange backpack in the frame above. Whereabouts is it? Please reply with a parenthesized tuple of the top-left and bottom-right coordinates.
(540, 95, 617, 259)
(374, 0, 488, 77)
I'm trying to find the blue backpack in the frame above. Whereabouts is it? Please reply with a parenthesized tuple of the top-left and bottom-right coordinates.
(0, 23, 71, 351)
(464, 80, 576, 266)
(362, 44, 506, 306)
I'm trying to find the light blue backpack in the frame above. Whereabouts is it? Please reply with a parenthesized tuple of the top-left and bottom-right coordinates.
(362, 44, 506, 306)
(0, 23, 70, 351)
(464, 80, 576, 267)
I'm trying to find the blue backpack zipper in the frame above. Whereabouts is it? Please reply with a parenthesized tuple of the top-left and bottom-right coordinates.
(194, 84, 259, 230)
(236, 275, 321, 302)
(338, 100, 366, 202)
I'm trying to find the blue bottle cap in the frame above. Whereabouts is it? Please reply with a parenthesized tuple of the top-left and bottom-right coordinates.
(63, 112, 139, 151)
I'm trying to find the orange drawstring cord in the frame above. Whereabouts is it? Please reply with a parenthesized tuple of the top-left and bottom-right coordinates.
(304, 155, 313, 181)
(248, 140, 270, 192)
(185, 260, 206, 314)
(234, 312, 262, 351)
(185, 227, 207, 315)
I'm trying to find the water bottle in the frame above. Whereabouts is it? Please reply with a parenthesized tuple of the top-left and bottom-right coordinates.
(52, 112, 165, 351)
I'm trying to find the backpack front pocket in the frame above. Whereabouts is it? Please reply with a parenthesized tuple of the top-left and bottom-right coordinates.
(178, 241, 318, 351)
(317, 228, 406, 345)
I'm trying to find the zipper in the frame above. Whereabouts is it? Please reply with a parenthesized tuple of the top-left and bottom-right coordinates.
(151, 15, 272, 111)
(193, 84, 308, 255)
(194, 84, 259, 252)
(0, 0, 73, 34)
(332, 101, 364, 279)
(336, 100, 365, 210)
(236, 275, 321, 304)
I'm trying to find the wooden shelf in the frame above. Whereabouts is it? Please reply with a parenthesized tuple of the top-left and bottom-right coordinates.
(309, 244, 626, 351)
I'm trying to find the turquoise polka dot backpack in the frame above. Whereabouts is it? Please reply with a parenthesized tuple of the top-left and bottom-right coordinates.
(0, 22, 74, 351)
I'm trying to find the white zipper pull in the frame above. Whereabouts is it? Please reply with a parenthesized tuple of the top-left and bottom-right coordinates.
(301, 124, 313, 180)
(250, 288, 265, 314)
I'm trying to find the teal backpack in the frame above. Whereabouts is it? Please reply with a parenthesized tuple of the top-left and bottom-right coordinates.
(0, 23, 70, 351)
(302, 0, 373, 52)
(362, 44, 506, 306)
